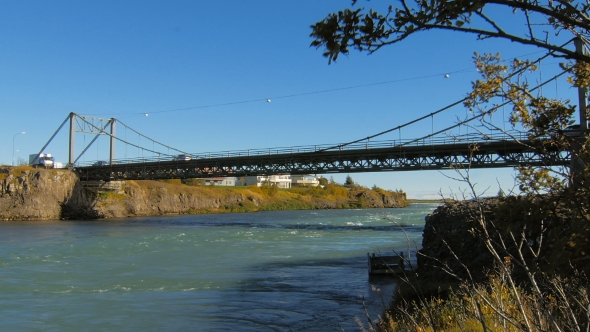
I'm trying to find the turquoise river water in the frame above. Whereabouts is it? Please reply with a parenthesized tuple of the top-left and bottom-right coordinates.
(0, 203, 440, 331)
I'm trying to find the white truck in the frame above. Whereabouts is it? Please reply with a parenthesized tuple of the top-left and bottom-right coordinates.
(29, 153, 55, 168)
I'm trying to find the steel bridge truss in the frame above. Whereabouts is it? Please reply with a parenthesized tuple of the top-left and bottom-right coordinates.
(76, 140, 570, 181)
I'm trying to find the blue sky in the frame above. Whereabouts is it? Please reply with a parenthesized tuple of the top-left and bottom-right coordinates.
(0, 1, 579, 199)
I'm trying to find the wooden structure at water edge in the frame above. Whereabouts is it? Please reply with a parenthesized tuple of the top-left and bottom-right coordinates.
(367, 252, 406, 276)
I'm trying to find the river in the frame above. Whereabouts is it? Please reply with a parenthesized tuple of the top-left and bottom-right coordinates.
(0, 203, 440, 331)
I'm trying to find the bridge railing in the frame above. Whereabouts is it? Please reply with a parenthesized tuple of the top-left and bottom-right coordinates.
(76, 130, 529, 167)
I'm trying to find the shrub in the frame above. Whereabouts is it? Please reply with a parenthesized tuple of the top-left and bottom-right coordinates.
(326, 183, 348, 196)
(157, 179, 182, 185)
(260, 183, 278, 197)
(183, 178, 204, 186)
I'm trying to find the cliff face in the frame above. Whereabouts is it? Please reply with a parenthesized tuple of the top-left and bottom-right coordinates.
(86, 180, 248, 219)
(0, 168, 408, 221)
(0, 168, 80, 220)
(0, 169, 257, 220)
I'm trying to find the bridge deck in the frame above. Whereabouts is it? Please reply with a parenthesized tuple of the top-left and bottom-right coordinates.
(75, 140, 570, 181)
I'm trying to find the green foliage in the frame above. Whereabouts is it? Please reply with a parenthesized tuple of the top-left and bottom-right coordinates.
(466, 53, 576, 139)
(290, 185, 328, 198)
(258, 198, 312, 211)
(357, 195, 369, 208)
(310, 1, 590, 64)
(318, 176, 329, 187)
(186, 207, 213, 214)
(260, 183, 278, 197)
(465, 51, 590, 197)
(157, 179, 182, 185)
(247, 184, 263, 194)
(97, 192, 126, 201)
(183, 178, 205, 186)
(325, 182, 348, 196)
(344, 174, 355, 186)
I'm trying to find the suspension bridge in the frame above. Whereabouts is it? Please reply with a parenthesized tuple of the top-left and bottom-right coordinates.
(30, 45, 584, 183)
(73, 129, 570, 182)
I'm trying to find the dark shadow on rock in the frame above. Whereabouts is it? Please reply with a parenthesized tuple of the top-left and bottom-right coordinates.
(60, 178, 101, 220)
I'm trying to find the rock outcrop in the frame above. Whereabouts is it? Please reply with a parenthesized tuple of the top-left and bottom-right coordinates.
(0, 168, 79, 220)
(417, 197, 588, 283)
(417, 199, 498, 283)
(87, 180, 249, 219)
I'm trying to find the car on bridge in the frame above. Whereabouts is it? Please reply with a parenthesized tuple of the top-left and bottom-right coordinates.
(173, 154, 192, 161)
(92, 160, 109, 166)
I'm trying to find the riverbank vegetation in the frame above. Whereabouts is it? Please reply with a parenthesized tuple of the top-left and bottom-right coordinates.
(378, 197, 590, 331)
(312, 0, 590, 330)
(121, 176, 409, 214)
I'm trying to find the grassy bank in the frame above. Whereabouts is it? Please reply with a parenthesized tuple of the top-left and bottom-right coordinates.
(128, 179, 409, 214)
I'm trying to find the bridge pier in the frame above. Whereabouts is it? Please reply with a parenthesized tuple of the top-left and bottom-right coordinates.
(80, 180, 125, 194)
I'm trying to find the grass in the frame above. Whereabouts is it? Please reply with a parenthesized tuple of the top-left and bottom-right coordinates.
(381, 269, 589, 331)
(10, 165, 34, 177)
(408, 199, 451, 203)
(128, 180, 408, 214)
(0, 165, 42, 184)
(98, 192, 127, 201)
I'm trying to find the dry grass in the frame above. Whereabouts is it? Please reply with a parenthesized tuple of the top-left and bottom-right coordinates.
(11, 165, 34, 176)
(128, 180, 407, 213)
(381, 269, 589, 331)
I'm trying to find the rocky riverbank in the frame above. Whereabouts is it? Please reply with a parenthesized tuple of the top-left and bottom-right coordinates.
(416, 199, 499, 283)
(0, 167, 408, 221)
(416, 196, 588, 283)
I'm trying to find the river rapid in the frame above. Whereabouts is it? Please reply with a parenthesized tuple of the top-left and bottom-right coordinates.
(0, 203, 440, 331)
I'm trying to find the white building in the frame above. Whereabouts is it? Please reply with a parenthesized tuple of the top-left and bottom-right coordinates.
(290, 174, 320, 187)
(243, 175, 292, 188)
(202, 177, 237, 186)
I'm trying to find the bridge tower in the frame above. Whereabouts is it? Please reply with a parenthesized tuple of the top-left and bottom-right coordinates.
(109, 118, 116, 165)
(67, 113, 116, 167)
(68, 112, 75, 166)
(32, 112, 117, 168)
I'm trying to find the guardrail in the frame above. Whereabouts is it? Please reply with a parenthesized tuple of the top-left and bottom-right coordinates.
(76, 130, 530, 167)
